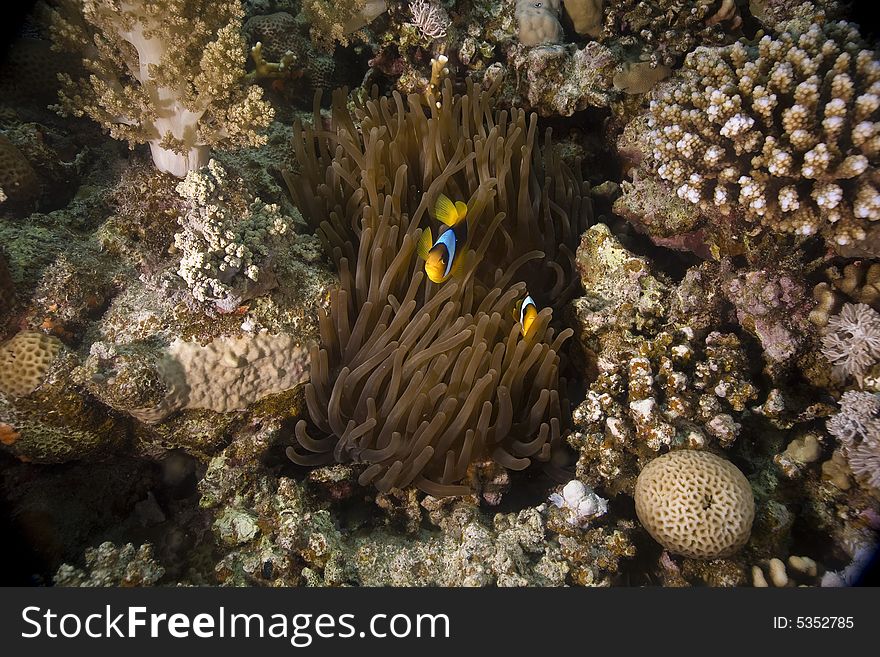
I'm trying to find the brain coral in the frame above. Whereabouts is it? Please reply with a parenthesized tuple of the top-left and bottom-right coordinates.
(1, 332, 126, 463)
(646, 21, 880, 250)
(634, 450, 755, 559)
(0, 331, 63, 398)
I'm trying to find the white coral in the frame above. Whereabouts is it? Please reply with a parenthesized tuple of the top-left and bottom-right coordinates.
(174, 160, 291, 313)
(548, 480, 608, 527)
(408, 0, 450, 41)
(827, 391, 880, 490)
(821, 303, 880, 385)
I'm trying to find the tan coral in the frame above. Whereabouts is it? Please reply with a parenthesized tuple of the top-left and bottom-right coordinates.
(634, 450, 755, 559)
(516, 0, 564, 46)
(0, 331, 63, 398)
(645, 21, 880, 250)
(130, 332, 309, 423)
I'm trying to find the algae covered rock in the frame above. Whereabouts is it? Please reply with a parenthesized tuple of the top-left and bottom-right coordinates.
(0, 331, 127, 463)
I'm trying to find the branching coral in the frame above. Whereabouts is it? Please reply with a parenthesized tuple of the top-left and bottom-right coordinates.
(42, 0, 274, 177)
(644, 21, 880, 249)
(173, 160, 292, 313)
(284, 79, 591, 496)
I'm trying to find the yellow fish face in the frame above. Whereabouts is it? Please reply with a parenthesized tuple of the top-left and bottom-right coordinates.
(515, 295, 538, 337)
(417, 222, 465, 283)
(424, 247, 449, 283)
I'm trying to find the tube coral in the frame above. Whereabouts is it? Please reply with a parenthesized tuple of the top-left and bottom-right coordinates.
(284, 80, 591, 496)
(41, 0, 274, 178)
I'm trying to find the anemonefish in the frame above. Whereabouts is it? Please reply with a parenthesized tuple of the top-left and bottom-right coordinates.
(514, 294, 539, 337)
(416, 193, 469, 283)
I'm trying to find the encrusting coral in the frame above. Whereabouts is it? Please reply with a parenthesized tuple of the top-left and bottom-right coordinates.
(41, 0, 275, 177)
(516, 0, 564, 47)
(640, 21, 880, 251)
(284, 78, 591, 496)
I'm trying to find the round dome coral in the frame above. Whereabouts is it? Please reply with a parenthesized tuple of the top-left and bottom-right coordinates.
(634, 450, 755, 559)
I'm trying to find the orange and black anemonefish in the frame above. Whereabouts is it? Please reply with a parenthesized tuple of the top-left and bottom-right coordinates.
(513, 294, 539, 337)
(416, 193, 469, 284)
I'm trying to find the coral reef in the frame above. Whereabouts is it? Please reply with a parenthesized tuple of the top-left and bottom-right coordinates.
(54, 542, 166, 586)
(285, 78, 590, 496)
(173, 160, 293, 313)
(0, 331, 127, 463)
(505, 42, 616, 115)
(0, 0, 877, 593)
(301, 0, 387, 50)
(42, 0, 274, 177)
(601, 0, 741, 68)
(198, 429, 635, 586)
(631, 21, 880, 252)
(570, 327, 759, 493)
(634, 450, 755, 559)
(242, 12, 338, 98)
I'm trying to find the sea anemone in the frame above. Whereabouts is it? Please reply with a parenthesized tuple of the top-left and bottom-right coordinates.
(283, 80, 591, 496)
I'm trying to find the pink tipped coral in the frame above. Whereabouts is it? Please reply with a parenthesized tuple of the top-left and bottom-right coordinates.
(821, 302, 880, 385)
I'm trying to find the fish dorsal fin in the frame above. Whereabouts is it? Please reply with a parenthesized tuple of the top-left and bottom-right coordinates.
(454, 201, 468, 223)
(416, 227, 434, 260)
(434, 193, 461, 227)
